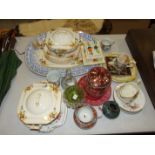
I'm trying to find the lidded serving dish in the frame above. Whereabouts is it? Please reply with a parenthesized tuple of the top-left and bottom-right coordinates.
(40, 28, 81, 65)
(45, 28, 79, 55)
(17, 81, 62, 125)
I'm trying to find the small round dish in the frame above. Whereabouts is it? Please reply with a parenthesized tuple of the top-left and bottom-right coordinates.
(63, 85, 84, 109)
(102, 101, 120, 119)
(74, 105, 97, 129)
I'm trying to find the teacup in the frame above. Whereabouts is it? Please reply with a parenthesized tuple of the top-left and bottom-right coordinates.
(115, 54, 130, 69)
(101, 39, 114, 51)
(119, 82, 139, 102)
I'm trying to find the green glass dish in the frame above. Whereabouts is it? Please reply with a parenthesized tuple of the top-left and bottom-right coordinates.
(63, 85, 84, 109)
(102, 101, 120, 119)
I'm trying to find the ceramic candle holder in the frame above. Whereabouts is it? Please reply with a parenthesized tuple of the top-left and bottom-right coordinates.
(77, 106, 94, 123)
(74, 105, 97, 129)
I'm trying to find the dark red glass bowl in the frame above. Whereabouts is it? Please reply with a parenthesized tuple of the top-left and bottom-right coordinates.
(85, 67, 111, 98)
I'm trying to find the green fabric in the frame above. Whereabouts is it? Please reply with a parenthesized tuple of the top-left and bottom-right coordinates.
(0, 50, 22, 105)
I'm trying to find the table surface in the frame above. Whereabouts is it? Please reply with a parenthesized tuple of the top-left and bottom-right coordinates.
(126, 28, 155, 109)
(0, 34, 155, 135)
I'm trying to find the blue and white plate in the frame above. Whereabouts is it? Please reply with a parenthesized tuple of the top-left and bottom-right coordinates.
(25, 32, 102, 77)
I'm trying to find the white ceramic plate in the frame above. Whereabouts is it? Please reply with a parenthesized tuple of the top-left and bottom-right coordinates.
(39, 102, 68, 132)
(17, 81, 62, 125)
(113, 83, 146, 113)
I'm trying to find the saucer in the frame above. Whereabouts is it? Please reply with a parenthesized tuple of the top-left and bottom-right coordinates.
(113, 83, 146, 113)
(78, 76, 111, 106)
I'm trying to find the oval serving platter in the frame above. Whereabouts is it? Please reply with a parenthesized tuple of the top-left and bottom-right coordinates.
(25, 31, 102, 77)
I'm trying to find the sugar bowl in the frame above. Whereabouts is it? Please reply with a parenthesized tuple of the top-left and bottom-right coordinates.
(85, 67, 111, 98)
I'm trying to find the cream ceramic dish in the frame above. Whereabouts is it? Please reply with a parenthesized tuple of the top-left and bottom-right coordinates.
(46, 28, 79, 53)
(17, 81, 62, 125)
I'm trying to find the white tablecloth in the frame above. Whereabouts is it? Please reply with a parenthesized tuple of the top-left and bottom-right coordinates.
(0, 34, 155, 135)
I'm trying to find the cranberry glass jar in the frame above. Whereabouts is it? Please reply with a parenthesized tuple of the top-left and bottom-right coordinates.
(85, 67, 111, 98)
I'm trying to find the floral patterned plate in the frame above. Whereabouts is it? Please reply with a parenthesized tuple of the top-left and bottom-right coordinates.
(39, 102, 67, 132)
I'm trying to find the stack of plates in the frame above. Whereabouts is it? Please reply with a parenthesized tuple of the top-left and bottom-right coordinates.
(17, 81, 67, 132)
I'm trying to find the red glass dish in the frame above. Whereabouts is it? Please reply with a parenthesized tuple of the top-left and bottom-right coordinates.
(87, 67, 111, 89)
(78, 76, 112, 106)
